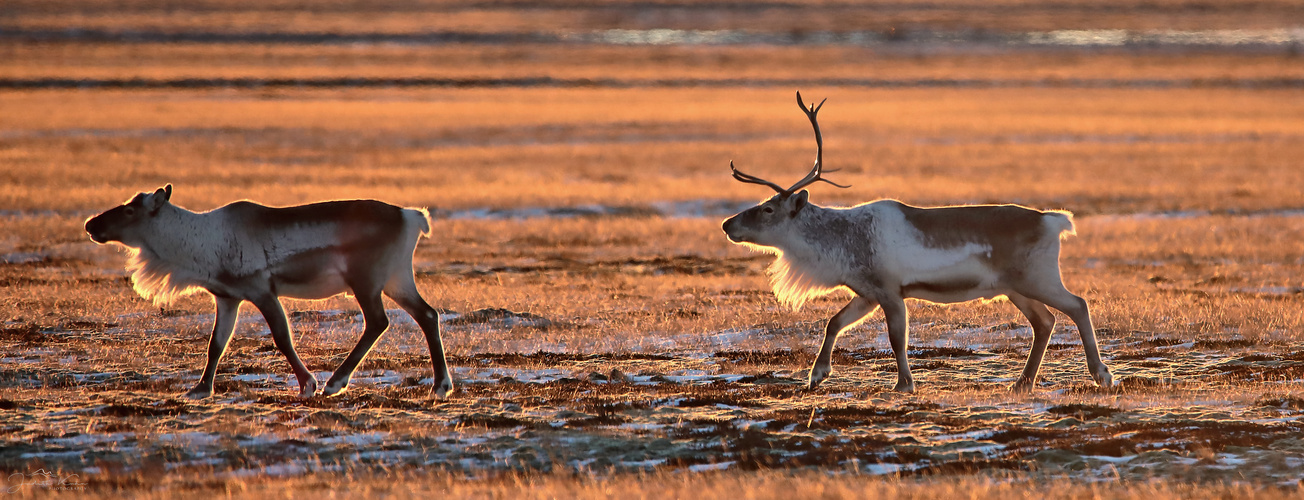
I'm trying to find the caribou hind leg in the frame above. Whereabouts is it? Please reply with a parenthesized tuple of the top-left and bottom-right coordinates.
(1005, 291, 1056, 392)
(877, 292, 915, 393)
(1019, 283, 1113, 388)
(253, 295, 319, 397)
(321, 288, 389, 397)
(386, 277, 455, 399)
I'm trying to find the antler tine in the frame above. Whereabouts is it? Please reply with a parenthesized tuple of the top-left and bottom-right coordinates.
(730, 160, 787, 194)
(784, 91, 848, 193)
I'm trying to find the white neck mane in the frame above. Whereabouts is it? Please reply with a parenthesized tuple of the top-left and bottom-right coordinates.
(124, 248, 205, 305)
(753, 215, 853, 310)
(124, 206, 220, 305)
(769, 256, 842, 310)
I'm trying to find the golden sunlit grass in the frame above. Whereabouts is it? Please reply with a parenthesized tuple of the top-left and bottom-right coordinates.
(4, 209, 1302, 356)
(12, 470, 1302, 500)
(2, 87, 1302, 213)
(6, 44, 1304, 81)
(3, 82, 1301, 495)
(4, 1, 1304, 495)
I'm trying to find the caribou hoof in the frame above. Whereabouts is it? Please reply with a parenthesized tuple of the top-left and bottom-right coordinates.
(183, 386, 214, 400)
(892, 381, 916, 394)
(431, 377, 455, 399)
(807, 364, 831, 391)
(321, 378, 348, 397)
(1008, 381, 1036, 393)
(1094, 367, 1115, 389)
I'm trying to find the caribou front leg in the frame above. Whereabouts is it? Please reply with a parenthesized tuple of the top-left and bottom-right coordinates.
(185, 295, 241, 399)
(809, 296, 879, 390)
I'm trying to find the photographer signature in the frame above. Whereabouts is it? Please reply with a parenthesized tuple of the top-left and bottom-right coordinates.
(4, 469, 87, 494)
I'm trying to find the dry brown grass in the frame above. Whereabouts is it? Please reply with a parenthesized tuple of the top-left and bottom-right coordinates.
(2, 87, 1302, 214)
(11, 470, 1302, 500)
(3, 82, 1301, 347)
(6, 44, 1304, 81)
(4, 0, 1304, 495)
(4, 209, 1302, 359)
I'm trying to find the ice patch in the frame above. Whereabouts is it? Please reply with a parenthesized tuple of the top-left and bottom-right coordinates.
(1082, 454, 1139, 465)
(620, 458, 668, 468)
(228, 373, 296, 384)
(650, 328, 764, 351)
(863, 462, 910, 475)
(318, 432, 390, 447)
(617, 422, 668, 432)
(1026, 28, 1304, 48)
(347, 370, 405, 387)
(154, 432, 223, 447)
(47, 432, 135, 447)
(1, 251, 46, 264)
(572, 27, 1304, 51)
(687, 461, 735, 472)
(932, 429, 997, 442)
(732, 419, 773, 431)
(455, 366, 570, 384)
(444, 308, 554, 330)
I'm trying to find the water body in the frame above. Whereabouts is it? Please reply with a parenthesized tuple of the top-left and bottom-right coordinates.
(4, 25, 1300, 90)
(3, 76, 1303, 90)
(2, 27, 1301, 51)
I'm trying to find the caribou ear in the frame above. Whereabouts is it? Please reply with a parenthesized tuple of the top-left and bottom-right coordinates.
(789, 189, 810, 216)
(787, 189, 808, 216)
(145, 185, 171, 214)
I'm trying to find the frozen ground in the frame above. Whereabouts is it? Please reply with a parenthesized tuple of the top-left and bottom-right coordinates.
(2, 306, 1302, 487)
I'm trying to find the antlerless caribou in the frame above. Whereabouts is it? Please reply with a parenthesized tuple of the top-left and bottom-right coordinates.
(85, 186, 454, 400)
(722, 92, 1113, 393)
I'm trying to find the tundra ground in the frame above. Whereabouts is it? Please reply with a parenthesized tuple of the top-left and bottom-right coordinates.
(2, 0, 1304, 497)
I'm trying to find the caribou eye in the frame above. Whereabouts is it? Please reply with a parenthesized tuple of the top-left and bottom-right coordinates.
(762, 206, 774, 214)
(123, 207, 136, 217)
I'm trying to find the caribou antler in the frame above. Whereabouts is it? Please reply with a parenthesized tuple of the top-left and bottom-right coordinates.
(728, 91, 849, 197)
(730, 161, 787, 193)
(786, 91, 850, 193)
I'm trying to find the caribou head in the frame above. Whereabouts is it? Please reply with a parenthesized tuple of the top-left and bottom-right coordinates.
(722, 91, 849, 245)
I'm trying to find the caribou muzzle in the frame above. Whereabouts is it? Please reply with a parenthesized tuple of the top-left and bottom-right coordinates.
(721, 215, 746, 243)
(84, 216, 112, 244)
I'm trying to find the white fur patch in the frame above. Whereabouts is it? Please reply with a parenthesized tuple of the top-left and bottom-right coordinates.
(735, 208, 859, 310)
(873, 206, 995, 281)
(768, 253, 847, 310)
(125, 247, 207, 305)
(405, 207, 433, 238)
(1044, 210, 1077, 239)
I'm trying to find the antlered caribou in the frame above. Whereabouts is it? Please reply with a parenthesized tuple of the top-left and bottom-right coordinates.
(722, 92, 1113, 393)
(85, 185, 454, 399)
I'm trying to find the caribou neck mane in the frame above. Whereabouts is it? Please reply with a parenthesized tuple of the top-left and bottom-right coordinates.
(125, 204, 223, 305)
(765, 203, 861, 310)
